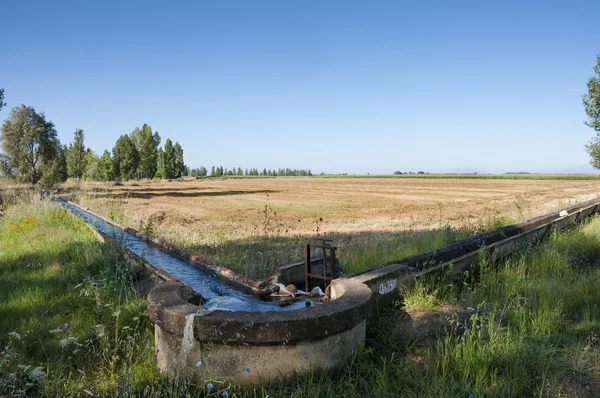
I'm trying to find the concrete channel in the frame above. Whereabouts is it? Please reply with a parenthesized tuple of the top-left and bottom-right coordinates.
(49, 193, 600, 385)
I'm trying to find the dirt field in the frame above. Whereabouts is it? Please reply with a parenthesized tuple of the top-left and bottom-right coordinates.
(74, 177, 600, 236)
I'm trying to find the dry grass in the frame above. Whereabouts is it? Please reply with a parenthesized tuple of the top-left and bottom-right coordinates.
(60, 177, 600, 277)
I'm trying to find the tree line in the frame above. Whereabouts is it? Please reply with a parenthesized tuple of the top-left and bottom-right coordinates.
(0, 101, 184, 186)
(191, 167, 312, 177)
(0, 97, 313, 186)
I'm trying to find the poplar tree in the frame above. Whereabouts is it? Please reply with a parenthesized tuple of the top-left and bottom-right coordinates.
(156, 148, 165, 178)
(112, 134, 139, 180)
(163, 139, 176, 179)
(134, 124, 160, 179)
(97, 150, 113, 181)
(67, 129, 87, 179)
(56, 144, 68, 182)
(173, 142, 184, 178)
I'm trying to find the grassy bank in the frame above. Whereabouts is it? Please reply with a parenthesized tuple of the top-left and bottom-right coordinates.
(3, 190, 600, 396)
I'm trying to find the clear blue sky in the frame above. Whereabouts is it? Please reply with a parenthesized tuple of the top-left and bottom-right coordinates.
(1, 1, 599, 174)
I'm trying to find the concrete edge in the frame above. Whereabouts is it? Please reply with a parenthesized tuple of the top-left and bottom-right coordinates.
(147, 278, 373, 344)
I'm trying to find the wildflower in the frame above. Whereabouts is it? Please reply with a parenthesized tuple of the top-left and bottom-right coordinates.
(63, 323, 69, 329)
(245, 367, 251, 372)
(222, 391, 228, 396)
(195, 360, 202, 367)
(59, 337, 78, 348)
(156, 348, 160, 353)
(8, 332, 20, 341)
(29, 366, 45, 381)
(152, 358, 157, 363)
(156, 367, 161, 372)
(207, 383, 213, 390)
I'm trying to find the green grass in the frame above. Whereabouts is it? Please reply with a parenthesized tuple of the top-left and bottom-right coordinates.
(3, 189, 600, 396)
(0, 195, 159, 396)
(407, 217, 600, 396)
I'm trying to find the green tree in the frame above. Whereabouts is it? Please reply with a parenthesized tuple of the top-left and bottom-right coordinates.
(0, 154, 14, 178)
(198, 166, 207, 176)
(84, 150, 100, 180)
(173, 142, 184, 178)
(163, 139, 176, 179)
(41, 141, 68, 188)
(112, 134, 139, 180)
(67, 129, 87, 179)
(211, 166, 215, 176)
(134, 124, 160, 179)
(584, 53, 600, 168)
(0, 89, 5, 112)
(0, 105, 58, 185)
(97, 150, 114, 181)
(56, 144, 68, 182)
(156, 148, 165, 178)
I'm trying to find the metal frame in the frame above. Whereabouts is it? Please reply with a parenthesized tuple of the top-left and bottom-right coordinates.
(304, 239, 337, 291)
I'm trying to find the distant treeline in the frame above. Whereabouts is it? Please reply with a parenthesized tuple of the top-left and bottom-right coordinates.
(315, 174, 600, 180)
(394, 170, 429, 175)
(189, 166, 312, 177)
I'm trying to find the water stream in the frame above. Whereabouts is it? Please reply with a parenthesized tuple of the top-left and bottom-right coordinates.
(50, 196, 310, 312)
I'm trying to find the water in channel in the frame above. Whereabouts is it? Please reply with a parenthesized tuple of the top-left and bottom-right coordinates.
(50, 195, 310, 312)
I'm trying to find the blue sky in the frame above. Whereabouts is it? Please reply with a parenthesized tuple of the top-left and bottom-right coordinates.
(1, 1, 599, 174)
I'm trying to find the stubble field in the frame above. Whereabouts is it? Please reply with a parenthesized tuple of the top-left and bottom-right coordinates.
(69, 177, 600, 277)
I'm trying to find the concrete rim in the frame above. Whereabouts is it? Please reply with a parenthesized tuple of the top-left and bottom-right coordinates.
(148, 278, 373, 344)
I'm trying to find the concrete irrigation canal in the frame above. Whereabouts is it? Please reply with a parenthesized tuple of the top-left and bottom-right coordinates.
(49, 193, 600, 385)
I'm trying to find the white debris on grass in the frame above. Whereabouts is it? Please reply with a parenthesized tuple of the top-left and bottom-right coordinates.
(59, 337, 78, 348)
